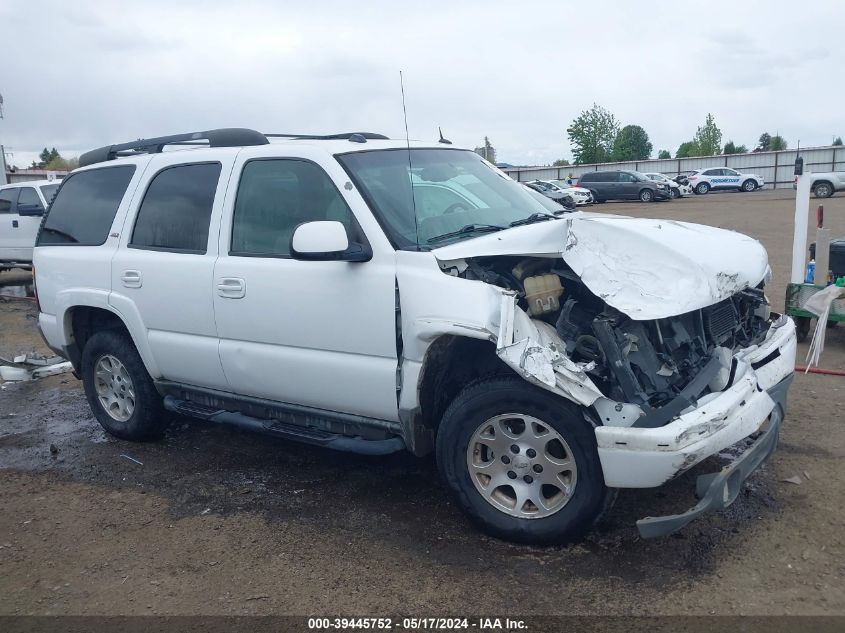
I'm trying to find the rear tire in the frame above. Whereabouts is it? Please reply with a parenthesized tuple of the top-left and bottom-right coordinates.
(813, 182, 834, 198)
(695, 182, 710, 195)
(436, 376, 610, 544)
(81, 329, 169, 441)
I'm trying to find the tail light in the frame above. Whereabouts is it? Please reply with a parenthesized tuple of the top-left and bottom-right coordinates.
(689, 175, 697, 181)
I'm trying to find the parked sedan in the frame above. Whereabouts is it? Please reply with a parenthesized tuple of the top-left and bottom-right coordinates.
(541, 180, 594, 206)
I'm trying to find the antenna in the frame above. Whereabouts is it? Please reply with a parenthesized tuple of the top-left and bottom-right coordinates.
(438, 127, 452, 145)
(400, 71, 420, 249)
(0, 93, 4, 119)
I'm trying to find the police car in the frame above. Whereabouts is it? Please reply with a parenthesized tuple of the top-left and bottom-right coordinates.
(688, 168, 764, 194)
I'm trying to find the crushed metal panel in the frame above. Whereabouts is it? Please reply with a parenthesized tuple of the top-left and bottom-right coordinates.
(495, 295, 604, 406)
(561, 217, 769, 320)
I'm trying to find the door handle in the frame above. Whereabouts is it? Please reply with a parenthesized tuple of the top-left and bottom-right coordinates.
(121, 270, 142, 288)
(216, 277, 246, 299)
(12, 220, 18, 228)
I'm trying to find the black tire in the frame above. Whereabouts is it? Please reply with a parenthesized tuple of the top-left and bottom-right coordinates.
(436, 376, 610, 544)
(695, 182, 710, 195)
(639, 188, 654, 203)
(826, 319, 837, 329)
(813, 182, 834, 198)
(589, 190, 604, 203)
(742, 179, 757, 192)
(669, 187, 680, 199)
(81, 329, 169, 441)
(795, 317, 811, 343)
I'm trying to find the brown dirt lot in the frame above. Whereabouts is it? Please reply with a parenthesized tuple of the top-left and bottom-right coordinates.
(0, 190, 843, 616)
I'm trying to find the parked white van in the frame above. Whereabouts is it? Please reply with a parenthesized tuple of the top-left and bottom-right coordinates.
(33, 129, 797, 543)
(0, 180, 61, 268)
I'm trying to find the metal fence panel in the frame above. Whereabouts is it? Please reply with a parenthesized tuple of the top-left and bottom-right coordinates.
(503, 145, 844, 189)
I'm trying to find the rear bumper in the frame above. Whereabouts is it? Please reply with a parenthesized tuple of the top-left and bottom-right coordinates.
(636, 373, 790, 538)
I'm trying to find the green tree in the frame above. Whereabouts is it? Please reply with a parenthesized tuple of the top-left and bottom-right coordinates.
(567, 103, 619, 164)
(769, 135, 787, 151)
(723, 140, 749, 154)
(693, 113, 722, 156)
(833, 136, 843, 146)
(757, 132, 772, 152)
(657, 149, 671, 159)
(474, 136, 497, 163)
(611, 124, 653, 161)
(36, 147, 61, 168)
(675, 141, 700, 158)
(552, 158, 570, 167)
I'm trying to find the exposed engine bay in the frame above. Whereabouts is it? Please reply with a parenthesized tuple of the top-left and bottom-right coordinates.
(447, 255, 774, 428)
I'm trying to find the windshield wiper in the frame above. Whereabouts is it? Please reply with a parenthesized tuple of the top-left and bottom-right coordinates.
(509, 212, 558, 227)
(427, 223, 506, 244)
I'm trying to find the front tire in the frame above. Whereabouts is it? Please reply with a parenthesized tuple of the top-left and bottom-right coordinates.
(81, 330, 169, 441)
(695, 182, 710, 195)
(436, 376, 610, 544)
(639, 189, 654, 202)
(669, 187, 680, 199)
(742, 179, 757, 192)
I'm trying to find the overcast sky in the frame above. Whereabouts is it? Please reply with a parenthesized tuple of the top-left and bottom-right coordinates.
(1, 0, 842, 169)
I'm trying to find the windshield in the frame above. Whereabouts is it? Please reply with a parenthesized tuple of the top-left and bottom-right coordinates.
(40, 183, 61, 204)
(338, 149, 551, 248)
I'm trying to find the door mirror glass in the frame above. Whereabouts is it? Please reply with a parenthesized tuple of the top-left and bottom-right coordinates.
(291, 221, 370, 262)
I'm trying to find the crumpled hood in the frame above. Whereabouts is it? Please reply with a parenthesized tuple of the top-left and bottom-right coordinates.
(432, 214, 769, 321)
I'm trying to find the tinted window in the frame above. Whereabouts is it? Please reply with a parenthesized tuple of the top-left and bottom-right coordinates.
(703, 169, 720, 176)
(131, 163, 221, 253)
(0, 188, 18, 214)
(594, 171, 618, 182)
(231, 159, 357, 257)
(17, 187, 44, 212)
(40, 183, 60, 204)
(619, 172, 636, 183)
(579, 173, 595, 182)
(38, 166, 135, 245)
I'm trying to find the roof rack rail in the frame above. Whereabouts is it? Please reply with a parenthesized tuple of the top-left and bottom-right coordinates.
(265, 132, 389, 141)
(78, 128, 269, 168)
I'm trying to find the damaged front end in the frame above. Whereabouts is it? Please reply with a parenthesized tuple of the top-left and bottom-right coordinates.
(432, 215, 796, 536)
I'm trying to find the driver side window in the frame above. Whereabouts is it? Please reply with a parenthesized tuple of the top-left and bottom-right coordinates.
(230, 159, 360, 258)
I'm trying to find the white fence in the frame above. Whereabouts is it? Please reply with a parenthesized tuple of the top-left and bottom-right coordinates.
(502, 145, 845, 189)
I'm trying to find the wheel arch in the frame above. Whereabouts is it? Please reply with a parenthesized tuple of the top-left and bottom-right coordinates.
(61, 303, 159, 378)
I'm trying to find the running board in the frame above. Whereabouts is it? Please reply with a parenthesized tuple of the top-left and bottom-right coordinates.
(162, 396, 405, 456)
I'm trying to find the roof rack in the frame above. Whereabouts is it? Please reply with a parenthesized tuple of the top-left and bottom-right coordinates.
(78, 128, 269, 167)
(265, 132, 389, 141)
(78, 129, 391, 168)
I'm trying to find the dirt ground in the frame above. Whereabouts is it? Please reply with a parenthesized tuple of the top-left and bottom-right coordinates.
(0, 190, 843, 617)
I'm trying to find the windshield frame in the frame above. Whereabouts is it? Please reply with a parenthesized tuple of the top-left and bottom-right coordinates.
(335, 147, 552, 250)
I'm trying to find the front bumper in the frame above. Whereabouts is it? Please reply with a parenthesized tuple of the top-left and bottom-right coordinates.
(594, 314, 796, 536)
(636, 373, 791, 538)
(654, 189, 671, 200)
(595, 314, 796, 488)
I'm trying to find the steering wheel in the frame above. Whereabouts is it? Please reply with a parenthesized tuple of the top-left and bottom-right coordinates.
(444, 202, 471, 214)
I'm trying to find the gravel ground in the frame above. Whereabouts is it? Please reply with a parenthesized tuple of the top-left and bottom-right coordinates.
(0, 189, 843, 616)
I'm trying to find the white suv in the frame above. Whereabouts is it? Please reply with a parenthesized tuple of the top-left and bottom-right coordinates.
(33, 128, 796, 543)
(688, 168, 764, 194)
(0, 179, 61, 268)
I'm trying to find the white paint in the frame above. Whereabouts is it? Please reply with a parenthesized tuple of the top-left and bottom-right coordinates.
(791, 173, 812, 283)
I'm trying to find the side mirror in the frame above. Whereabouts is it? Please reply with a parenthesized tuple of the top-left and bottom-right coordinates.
(290, 220, 371, 262)
(17, 203, 45, 217)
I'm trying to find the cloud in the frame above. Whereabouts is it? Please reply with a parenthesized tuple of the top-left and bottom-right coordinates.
(1, 0, 843, 168)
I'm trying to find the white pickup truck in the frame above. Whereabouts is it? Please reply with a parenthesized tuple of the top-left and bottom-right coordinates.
(795, 172, 845, 198)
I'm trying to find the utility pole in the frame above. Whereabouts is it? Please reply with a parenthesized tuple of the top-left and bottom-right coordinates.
(0, 92, 7, 185)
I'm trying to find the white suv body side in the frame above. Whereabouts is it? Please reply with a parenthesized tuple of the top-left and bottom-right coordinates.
(689, 168, 764, 194)
(34, 137, 796, 541)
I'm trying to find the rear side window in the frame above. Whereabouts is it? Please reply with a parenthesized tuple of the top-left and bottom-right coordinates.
(38, 166, 136, 246)
(131, 163, 221, 254)
(579, 173, 595, 183)
(0, 188, 18, 213)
